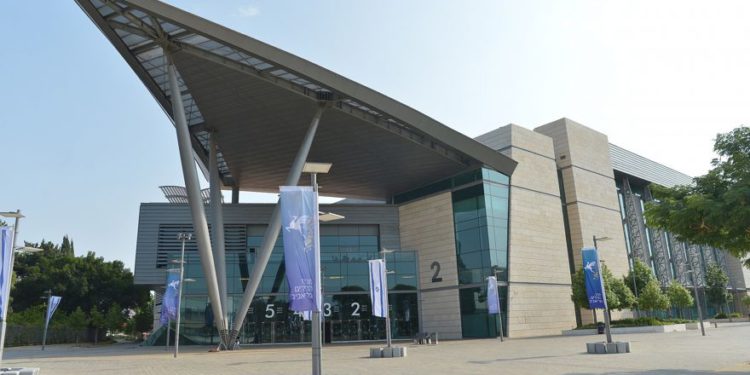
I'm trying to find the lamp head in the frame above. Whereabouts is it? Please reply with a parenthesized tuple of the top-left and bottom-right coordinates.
(319, 211, 345, 222)
(0, 211, 24, 219)
(16, 246, 42, 253)
(303, 162, 332, 174)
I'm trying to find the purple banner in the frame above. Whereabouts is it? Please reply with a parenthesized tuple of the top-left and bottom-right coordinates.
(280, 186, 321, 313)
(160, 270, 180, 324)
(0, 227, 11, 320)
(582, 247, 607, 309)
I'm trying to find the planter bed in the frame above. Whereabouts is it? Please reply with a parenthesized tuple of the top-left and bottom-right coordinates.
(709, 317, 749, 324)
(562, 324, 686, 336)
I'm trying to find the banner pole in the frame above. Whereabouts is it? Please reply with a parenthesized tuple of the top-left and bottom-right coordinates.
(382, 252, 392, 348)
(311, 172, 323, 375)
(42, 289, 51, 350)
(166, 319, 170, 351)
(0, 213, 22, 369)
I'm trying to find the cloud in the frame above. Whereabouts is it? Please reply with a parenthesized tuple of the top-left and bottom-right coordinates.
(237, 5, 260, 17)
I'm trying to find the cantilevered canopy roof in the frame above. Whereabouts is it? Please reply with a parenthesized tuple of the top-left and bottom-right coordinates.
(77, 0, 516, 200)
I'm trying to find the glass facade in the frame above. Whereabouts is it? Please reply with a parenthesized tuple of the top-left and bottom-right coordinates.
(452, 168, 510, 338)
(616, 173, 739, 316)
(167, 224, 418, 345)
(393, 167, 510, 339)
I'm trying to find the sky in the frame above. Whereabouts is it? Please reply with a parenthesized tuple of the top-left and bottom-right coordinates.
(2, 1, 749, 270)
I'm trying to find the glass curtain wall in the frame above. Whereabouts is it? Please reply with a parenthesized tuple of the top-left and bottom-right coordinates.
(615, 173, 738, 317)
(167, 224, 418, 345)
(452, 168, 510, 338)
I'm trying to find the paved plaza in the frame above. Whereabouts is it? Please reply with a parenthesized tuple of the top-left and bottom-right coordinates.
(4, 323, 750, 375)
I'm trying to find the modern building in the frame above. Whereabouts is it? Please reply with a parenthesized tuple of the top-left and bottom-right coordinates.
(76, 0, 750, 346)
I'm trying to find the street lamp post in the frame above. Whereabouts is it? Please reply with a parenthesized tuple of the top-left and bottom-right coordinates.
(686, 268, 706, 336)
(379, 249, 394, 348)
(303, 162, 331, 375)
(627, 256, 640, 318)
(0, 210, 42, 369)
(593, 235, 613, 344)
(489, 268, 505, 342)
(41, 289, 52, 350)
(174, 232, 192, 358)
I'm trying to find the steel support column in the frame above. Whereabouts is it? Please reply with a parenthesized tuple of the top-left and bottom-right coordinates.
(228, 104, 327, 347)
(166, 59, 227, 344)
(669, 234, 690, 285)
(687, 243, 704, 287)
(209, 133, 229, 341)
(621, 177, 649, 264)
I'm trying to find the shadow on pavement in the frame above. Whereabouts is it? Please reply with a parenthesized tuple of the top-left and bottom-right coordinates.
(3, 343, 218, 359)
(565, 369, 749, 375)
(468, 355, 565, 364)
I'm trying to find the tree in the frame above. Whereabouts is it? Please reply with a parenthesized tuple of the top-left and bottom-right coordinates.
(105, 303, 125, 335)
(133, 298, 154, 336)
(666, 280, 694, 318)
(704, 263, 733, 313)
(741, 295, 750, 315)
(624, 259, 655, 298)
(68, 307, 88, 344)
(12, 239, 149, 315)
(609, 276, 637, 311)
(60, 235, 75, 257)
(571, 264, 635, 311)
(638, 279, 670, 314)
(645, 126, 750, 264)
(89, 308, 106, 345)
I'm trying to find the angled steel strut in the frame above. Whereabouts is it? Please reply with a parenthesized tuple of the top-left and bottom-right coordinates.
(227, 104, 327, 347)
(166, 56, 228, 347)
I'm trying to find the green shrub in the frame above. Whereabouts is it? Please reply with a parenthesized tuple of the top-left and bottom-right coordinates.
(576, 316, 695, 329)
(658, 318, 695, 324)
(714, 312, 728, 319)
(728, 312, 742, 318)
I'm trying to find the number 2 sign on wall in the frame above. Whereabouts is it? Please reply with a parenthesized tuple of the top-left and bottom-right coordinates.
(431, 261, 443, 282)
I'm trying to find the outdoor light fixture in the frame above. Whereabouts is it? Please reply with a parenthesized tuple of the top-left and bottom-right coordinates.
(15, 247, 42, 253)
(319, 212, 345, 222)
(593, 235, 611, 248)
(302, 162, 333, 174)
(174, 232, 192, 359)
(0, 212, 24, 219)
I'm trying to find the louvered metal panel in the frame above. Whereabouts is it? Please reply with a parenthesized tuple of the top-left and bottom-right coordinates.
(156, 223, 247, 268)
(610, 144, 693, 188)
(135, 202, 401, 286)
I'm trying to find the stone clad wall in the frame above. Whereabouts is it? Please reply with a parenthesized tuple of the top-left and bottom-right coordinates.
(398, 192, 462, 339)
(535, 118, 632, 324)
(476, 124, 577, 337)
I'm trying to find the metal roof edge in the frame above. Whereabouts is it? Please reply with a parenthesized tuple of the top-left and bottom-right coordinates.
(119, 0, 516, 176)
(609, 143, 694, 187)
